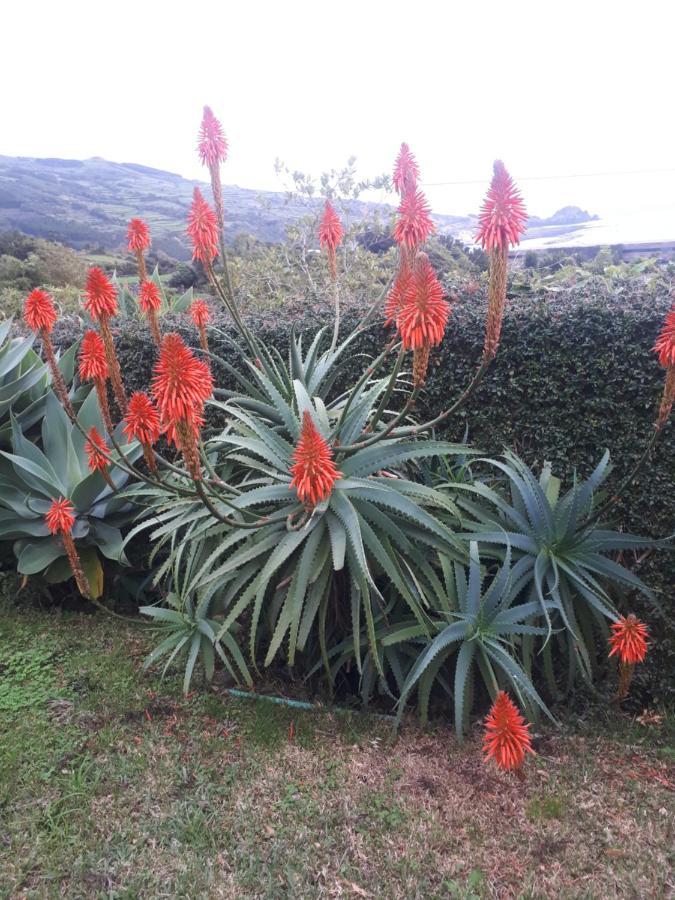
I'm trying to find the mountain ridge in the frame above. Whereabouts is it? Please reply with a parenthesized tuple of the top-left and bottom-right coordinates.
(0, 154, 595, 259)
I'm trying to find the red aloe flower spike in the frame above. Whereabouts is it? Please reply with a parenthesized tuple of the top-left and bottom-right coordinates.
(393, 188, 435, 251)
(124, 391, 161, 473)
(289, 411, 342, 507)
(139, 281, 163, 347)
(151, 333, 213, 479)
(45, 496, 75, 535)
(483, 691, 534, 773)
(654, 304, 675, 428)
(198, 105, 228, 241)
(83, 268, 127, 414)
(79, 330, 114, 434)
(127, 218, 151, 282)
(654, 304, 675, 368)
(84, 267, 118, 320)
(476, 160, 527, 254)
(85, 426, 114, 488)
(318, 201, 344, 280)
(188, 187, 219, 267)
(609, 614, 649, 701)
(45, 497, 90, 598)
(396, 253, 449, 386)
(23, 289, 75, 419)
(24, 288, 57, 333)
(190, 299, 211, 353)
(198, 105, 228, 169)
(393, 143, 420, 196)
(384, 265, 412, 327)
(476, 162, 526, 362)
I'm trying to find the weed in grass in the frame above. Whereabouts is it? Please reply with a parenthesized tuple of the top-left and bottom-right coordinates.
(527, 793, 566, 821)
(0, 647, 58, 713)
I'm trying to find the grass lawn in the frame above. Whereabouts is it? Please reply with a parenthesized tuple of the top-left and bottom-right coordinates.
(1, 607, 673, 899)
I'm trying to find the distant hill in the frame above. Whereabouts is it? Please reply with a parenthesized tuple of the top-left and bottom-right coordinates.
(0, 155, 596, 259)
(0, 155, 472, 261)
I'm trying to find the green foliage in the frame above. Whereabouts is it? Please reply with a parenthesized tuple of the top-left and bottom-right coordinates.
(0, 390, 140, 592)
(0, 646, 57, 714)
(0, 318, 80, 446)
(129, 328, 472, 693)
(450, 452, 664, 692)
(140, 539, 252, 694)
(393, 542, 552, 735)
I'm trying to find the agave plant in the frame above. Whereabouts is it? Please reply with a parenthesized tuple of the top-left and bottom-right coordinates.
(0, 390, 141, 595)
(0, 319, 80, 445)
(446, 451, 662, 688)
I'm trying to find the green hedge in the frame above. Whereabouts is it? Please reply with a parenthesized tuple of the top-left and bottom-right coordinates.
(51, 284, 674, 701)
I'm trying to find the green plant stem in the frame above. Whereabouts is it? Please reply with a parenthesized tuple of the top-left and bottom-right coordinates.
(391, 358, 492, 438)
(338, 386, 421, 453)
(194, 480, 293, 530)
(330, 277, 340, 352)
(365, 345, 405, 435)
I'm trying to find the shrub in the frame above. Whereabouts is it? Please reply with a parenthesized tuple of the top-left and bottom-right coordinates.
(13, 107, 675, 740)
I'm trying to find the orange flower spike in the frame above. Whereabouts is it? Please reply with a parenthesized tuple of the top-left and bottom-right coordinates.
(83, 267, 127, 414)
(151, 333, 213, 479)
(79, 330, 114, 434)
(197, 105, 228, 244)
(127, 218, 151, 282)
(198, 105, 228, 169)
(392, 188, 435, 252)
(23, 289, 75, 419)
(384, 265, 412, 326)
(187, 187, 219, 267)
(139, 281, 163, 347)
(654, 304, 675, 368)
(476, 161, 526, 362)
(483, 691, 534, 773)
(190, 299, 212, 353)
(124, 391, 161, 473)
(45, 497, 90, 598)
(84, 426, 114, 488)
(476, 160, 528, 254)
(609, 614, 649, 701)
(318, 201, 344, 280)
(393, 143, 420, 196)
(24, 288, 57, 334)
(609, 615, 649, 665)
(397, 254, 449, 350)
(289, 411, 342, 507)
(396, 253, 449, 386)
(45, 497, 76, 535)
(84, 267, 118, 320)
(653, 304, 675, 428)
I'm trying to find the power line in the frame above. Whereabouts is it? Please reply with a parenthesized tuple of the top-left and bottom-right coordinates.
(423, 167, 675, 187)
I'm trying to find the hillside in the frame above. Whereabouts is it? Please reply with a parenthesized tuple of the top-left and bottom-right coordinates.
(0, 155, 474, 261)
(0, 155, 598, 260)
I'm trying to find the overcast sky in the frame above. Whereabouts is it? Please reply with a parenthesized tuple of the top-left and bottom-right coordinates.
(3, 0, 675, 222)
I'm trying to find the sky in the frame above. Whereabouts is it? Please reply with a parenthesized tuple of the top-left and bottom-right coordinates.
(3, 0, 675, 229)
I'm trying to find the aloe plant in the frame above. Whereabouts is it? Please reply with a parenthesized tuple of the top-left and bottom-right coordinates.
(127, 359, 472, 685)
(323, 542, 553, 735)
(0, 390, 141, 595)
(394, 542, 552, 735)
(447, 451, 663, 687)
(140, 538, 252, 694)
(0, 319, 80, 446)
